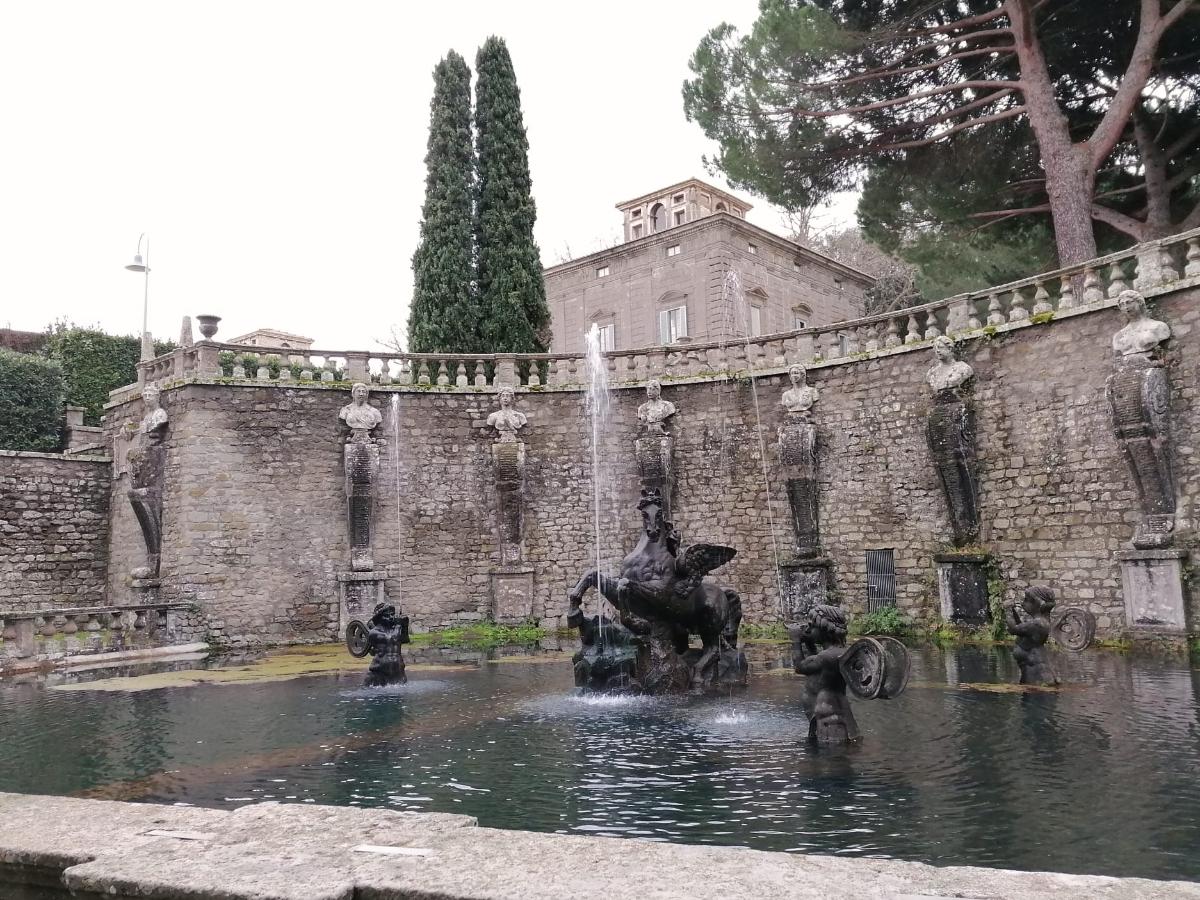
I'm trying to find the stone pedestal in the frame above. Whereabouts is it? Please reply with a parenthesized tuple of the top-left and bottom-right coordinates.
(1117, 549, 1188, 633)
(131, 576, 161, 606)
(635, 432, 673, 516)
(780, 558, 832, 622)
(344, 438, 381, 572)
(337, 571, 387, 634)
(935, 553, 990, 626)
(491, 567, 534, 624)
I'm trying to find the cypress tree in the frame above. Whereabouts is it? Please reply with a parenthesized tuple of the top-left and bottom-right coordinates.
(408, 52, 478, 353)
(474, 37, 549, 353)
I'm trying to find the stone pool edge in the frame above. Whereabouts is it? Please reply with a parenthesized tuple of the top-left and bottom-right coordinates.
(0, 792, 1196, 899)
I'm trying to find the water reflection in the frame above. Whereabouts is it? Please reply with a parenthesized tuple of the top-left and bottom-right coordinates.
(1, 645, 1199, 880)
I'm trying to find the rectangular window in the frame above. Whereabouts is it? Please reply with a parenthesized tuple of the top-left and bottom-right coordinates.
(747, 243, 757, 255)
(658, 305, 688, 344)
(793, 259, 802, 272)
(865, 549, 897, 611)
(700, 192, 710, 204)
(750, 305, 762, 337)
(631, 208, 642, 218)
(597, 323, 615, 351)
(793, 314, 807, 330)
(666, 244, 680, 257)
(631, 224, 642, 239)
(673, 193, 685, 204)
(834, 276, 843, 287)
(673, 210, 685, 226)
(596, 265, 609, 278)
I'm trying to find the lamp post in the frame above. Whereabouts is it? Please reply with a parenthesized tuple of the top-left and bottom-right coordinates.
(125, 233, 152, 360)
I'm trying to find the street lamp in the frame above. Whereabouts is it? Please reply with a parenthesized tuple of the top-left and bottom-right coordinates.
(125, 233, 151, 360)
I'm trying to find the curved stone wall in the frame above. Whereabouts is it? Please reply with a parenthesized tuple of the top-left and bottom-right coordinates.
(97, 284, 1200, 646)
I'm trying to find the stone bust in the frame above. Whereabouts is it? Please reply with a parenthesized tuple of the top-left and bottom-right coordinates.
(487, 387, 528, 443)
(781, 364, 819, 419)
(140, 385, 169, 443)
(1112, 289, 1170, 357)
(638, 380, 676, 434)
(926, 336, 974, 394)
(339, 382, 382, 436)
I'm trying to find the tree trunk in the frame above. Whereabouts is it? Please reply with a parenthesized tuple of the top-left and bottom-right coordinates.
(1006, 0, 1098, 266)
(1134, 112, 1173, 240)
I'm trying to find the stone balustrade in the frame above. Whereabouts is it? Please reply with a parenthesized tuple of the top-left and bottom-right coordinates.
(0, 602, 194, 662)
(111, 227, 1200, 402)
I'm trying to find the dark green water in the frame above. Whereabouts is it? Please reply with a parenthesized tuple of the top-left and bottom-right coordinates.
(2, 644, 1199, 881)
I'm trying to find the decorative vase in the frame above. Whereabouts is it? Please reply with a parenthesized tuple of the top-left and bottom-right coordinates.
(196, 315, 221, 340)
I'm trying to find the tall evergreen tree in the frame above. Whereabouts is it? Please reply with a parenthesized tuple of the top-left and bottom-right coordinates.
(408, 51, 478, 353)
(474, 37, 549, 353)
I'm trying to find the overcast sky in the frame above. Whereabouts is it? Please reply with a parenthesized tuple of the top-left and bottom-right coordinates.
(0, 1, 853, 350)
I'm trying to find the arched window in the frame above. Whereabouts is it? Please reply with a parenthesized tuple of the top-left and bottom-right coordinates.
(715, 201, 727, 213)
(649, 203, 666, 232)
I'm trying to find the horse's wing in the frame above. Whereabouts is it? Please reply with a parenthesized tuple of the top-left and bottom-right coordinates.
(677, 543, 736, 577)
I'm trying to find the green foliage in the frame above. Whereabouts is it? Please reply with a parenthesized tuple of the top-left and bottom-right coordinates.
(218, 351, 236, 376)
(475, 36, 549, 353)
(408, 51, 480, 353)
(851, 605, 909, 637)
(987, 576, 1008, 643)
(408, 622, 545, 650)
(42, 324, 172, 425)
(0, 349, 64, 451)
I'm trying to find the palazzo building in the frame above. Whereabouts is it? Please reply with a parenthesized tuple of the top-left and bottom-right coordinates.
(544, 178, 873, 354)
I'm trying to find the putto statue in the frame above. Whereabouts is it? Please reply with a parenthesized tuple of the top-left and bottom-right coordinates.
(339, 383, 382, 572)
(637, 379, 676, 434)
(1005, 585, 1095, 685)
(925, 336, 979, 546)
(127, 385, 170, 578)
(487, 386, 528, 443)
(1005, 586, 1059, 686)
(567, 489, 745, 693)
(347, 601, 410, 687)
(1106, 290, 1175, 548)
(790, 603, 910, 745)
(781, 364, 819, 420)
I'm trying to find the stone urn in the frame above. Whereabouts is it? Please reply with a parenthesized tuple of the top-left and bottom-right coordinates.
(196, 315, 221, 340)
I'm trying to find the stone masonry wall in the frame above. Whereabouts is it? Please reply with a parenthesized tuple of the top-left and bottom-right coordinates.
(99, 286, 1200, 644)
(0, 451, 111, 612)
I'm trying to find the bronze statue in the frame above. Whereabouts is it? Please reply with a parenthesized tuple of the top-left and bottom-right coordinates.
(792, 603, 860, 744)
(567, 489, 745, 692)
(362, 602, 409, 687)
(1005, 586, 1059, 686)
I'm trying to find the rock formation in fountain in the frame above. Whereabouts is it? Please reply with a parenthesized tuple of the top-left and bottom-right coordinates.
(567, 488, 746, 693)
(635, 379, 676, 517)
(1106, 289, 1175, 549)
(790, 603, 910, 745)
(487, 387, 533, 620)
(126, 384, 169, 582)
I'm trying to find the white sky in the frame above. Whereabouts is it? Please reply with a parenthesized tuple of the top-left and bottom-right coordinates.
(0, 1, 854, 351)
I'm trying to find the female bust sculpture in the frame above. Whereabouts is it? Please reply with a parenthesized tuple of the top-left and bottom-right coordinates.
(139, 385, 169, 441)
(638, 379, 676, 434)
(487, 387, 528, 442)
(781, 364, 819, 419)
(339, 382, 382, 436)
(926, 336, 973, 394)
(1112, 289, 1170, 357)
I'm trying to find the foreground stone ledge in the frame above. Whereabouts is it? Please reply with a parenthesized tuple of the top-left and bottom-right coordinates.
(0, 793, 1196, 899)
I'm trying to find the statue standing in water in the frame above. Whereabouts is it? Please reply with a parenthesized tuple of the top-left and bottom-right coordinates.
(1005, 586, 1059, 686)
(792, 603, 860, 745)
(364, 602, 409, 687)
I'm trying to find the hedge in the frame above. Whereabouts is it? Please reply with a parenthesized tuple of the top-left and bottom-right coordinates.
(43, 326, 172, 425)
(0, 349, 64, 451)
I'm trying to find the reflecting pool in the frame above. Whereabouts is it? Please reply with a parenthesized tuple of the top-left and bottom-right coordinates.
(2, 643, 1199, 881)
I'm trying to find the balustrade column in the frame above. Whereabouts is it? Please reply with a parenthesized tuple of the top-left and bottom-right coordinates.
(1186, 238, 1200, 277)
(494, 356, 517, 387)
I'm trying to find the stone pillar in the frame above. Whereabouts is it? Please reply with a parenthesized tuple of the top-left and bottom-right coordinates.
(344, 436, 380, 572)
(636, 380, 677, 518)
(935, 552, 991, 626)
(486, 391, 533, 623)
(337, 572, 387, 636)
(925, 338, 979, 547)
(127, 386, 169, 579)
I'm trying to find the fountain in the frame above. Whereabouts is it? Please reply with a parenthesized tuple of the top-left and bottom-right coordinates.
(567, 487, 746, 693)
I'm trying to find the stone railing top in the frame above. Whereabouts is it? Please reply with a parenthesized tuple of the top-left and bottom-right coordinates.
(108, 226, 1200, 405)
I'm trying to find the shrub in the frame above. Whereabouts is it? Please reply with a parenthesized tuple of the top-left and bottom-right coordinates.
(852, 605, 909, 636)
(0, 349, 64, 451)
(43, 324, 172, 425)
